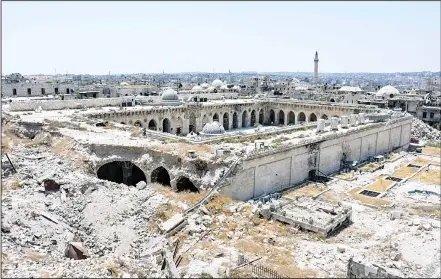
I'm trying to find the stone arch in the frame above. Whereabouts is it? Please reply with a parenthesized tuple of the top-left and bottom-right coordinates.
(213, 113, 219, 122)
(176, 176, 199, 192)
(232, 112, 238, 129)
(321, 114, 328, 120)
(298, 112, 306, 123)
(288, 111, 295, 125)
(134, 120, 142, 127)
(259, 109, 264, 124)
(163, 118, 171, 133)
(148, 119, 157, 130)
(269, 109, 275, 124)
(330, 98, 335, 102)
(250, 110, 256, 126)
(151, 166, 171, 187)
(309, 113, 317, 122)
(223, 112, 229, 130)
(189, 112, 196, 133)
(278, 110, 285, 125)
(97, 161, 146, 186)
(242, 110, 248, 127)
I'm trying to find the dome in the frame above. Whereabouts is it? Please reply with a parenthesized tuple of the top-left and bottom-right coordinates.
(120, 82, 129, 86)
(161, 88, 178, 101)
(192, 85, 202, 91)
(200, 83, 210, 89)
(207, 86, 217, 92)
(376, 85, 399, 98)
(212, 79, 223, 88)
(202, 121, 225, 135)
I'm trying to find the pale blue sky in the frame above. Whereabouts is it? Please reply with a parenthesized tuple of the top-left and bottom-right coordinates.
(2, 1, 440, 75)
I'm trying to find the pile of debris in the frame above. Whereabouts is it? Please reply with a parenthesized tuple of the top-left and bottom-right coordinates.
(1, 146, 168, 278)
(411, 117, 441, 143)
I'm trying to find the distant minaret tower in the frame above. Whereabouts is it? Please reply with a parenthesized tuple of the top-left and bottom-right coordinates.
(314, 51, 319, 82)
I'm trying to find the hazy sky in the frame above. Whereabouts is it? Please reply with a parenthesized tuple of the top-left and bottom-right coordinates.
(2, 1, 440, 75)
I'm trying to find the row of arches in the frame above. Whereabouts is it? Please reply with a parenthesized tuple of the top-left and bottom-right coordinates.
(268, 109, 329, 125)
(120, 109, 334, 134)
(97, 162, 198, 192)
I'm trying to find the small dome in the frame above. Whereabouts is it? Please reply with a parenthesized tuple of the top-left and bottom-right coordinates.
(192, 85, 202, 91)
(202, 121, 225, 135)
(200, 83, 210, 89)
(376, 85, 399, 98)
(212, 79, 223, 88)
(120, 82, 129, 86)
(207, 86, 217, 92)
(161, 88, 178, 101)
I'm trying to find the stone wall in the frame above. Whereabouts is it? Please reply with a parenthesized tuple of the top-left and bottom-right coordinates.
(347, 258, 400, 278)
(222, 116, 412, 201)
(8, 97, 125, 111)
(2, 82, 77, 98)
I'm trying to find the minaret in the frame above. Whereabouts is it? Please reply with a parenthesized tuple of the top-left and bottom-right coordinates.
(314, 51, 319, 82)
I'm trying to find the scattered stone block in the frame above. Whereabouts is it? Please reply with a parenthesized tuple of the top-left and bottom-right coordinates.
(136, 181, 147, 190)
(422, 223, 432, 231)
(337, 246, 346, 253)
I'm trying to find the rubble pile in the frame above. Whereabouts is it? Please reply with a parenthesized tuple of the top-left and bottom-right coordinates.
(1, 146, 168, 278)
(411, 117, 441, 142)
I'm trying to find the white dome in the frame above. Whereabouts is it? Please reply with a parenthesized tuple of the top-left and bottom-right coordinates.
(161, 88, 178, 101)
(202, 121, 225, 135)
(207, 86, 217, 92)
(192, 85, 202, 91)
(212, 79, 223, 88)
(376, 85, 399, 98)
(200, 83, 210, 89)
(120, 82, 129, 86)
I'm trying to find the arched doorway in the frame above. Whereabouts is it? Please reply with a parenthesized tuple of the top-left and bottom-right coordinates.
(163, 118, 171, 133)
(242, 111, 248, 127)
(330, 98, 335, 102)
(232, 112, 238, 129)
(213, 113, 219, 122)
(288, 111, 295, 125)
(148, 119, 157, 130)
(121, 122, 126, 125)
(223, 112, 229, 130)
(97, 161, 146, 186)
(251, 110, 256, 126)
(321, 114, 328, 120)
(309, 113, 317, 122)
(259, 109, 264, 124)
(270, 109, 275, 124)
(298, 112, 306, 123)
(151, 166, 171, 187)
(176, 176, 199, 192)
(189, 112, 196, 133)
(278, 110, 285, 125)
(134, 120, 142, 127)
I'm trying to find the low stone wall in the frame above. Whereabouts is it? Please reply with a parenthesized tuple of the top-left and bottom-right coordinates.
(347, 258, 400, 278)
(8, 98, 124, 111)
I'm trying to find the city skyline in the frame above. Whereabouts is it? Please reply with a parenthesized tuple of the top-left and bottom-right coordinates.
(2, 1, 440, 75)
